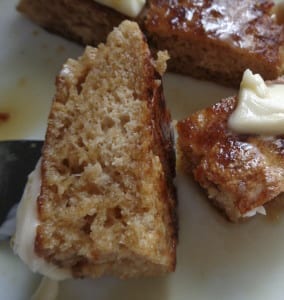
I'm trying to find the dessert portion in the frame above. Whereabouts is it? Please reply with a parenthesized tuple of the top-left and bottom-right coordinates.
(13, 20, 177, 279)
(17, 0, 128, 46)
(17, 0, 284, 86)
(177, 69, 284, 222)
(145, 0, 284, 86)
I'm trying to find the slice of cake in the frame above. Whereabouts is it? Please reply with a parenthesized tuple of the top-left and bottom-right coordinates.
(145, 0, 284, 86)
(13, 20, 177, 279)
(177, 69, 284, 222)
(17, 0, 284, 86)
(17, 0, 128, 46)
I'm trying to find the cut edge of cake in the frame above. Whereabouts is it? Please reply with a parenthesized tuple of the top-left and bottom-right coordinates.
(13, 20, 177, 279)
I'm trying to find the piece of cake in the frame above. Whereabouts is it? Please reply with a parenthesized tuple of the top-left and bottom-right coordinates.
(13, 20, 177, 279)
(144, 0, 284, 86)
(17, 0, 128, 47)
(17, 0, 284, 86)
(177, 69, 284, 222)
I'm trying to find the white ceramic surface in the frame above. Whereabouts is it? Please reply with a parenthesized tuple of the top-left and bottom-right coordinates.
(1, 1, 284, 299)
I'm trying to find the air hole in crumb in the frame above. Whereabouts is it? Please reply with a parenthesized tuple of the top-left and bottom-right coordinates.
(139, 207, 150, 214)
(119, 114, 130, 127)
(76, 68, 90, 94)
(56, 158, 70, 175)
(77, 136, 85, 148)
(62, 158, 69, 168)
(85, 182, 101, 195)
(81, 213, 97, 234)
(113, 206, 122, 219)
(104, 206, 123, 228)
(101, 116, 115, 131)
(61, 158, 86, 175)
(210, 9, 223, 18)
(65, 194, 80, 207)
(71, 163, 86, 175)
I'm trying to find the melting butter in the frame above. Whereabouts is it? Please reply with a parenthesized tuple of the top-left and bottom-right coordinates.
(228, 69, 284, 135)
(95, 0, 145, 17)
(13, 159, 71, 280)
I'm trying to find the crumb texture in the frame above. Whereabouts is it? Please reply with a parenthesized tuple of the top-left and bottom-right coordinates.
(36, 21, 176, 278)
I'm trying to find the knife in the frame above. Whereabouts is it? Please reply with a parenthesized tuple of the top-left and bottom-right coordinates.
(0, 140, 43, 225)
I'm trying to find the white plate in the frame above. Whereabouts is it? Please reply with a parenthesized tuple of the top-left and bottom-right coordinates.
(1, 1, 284, 299)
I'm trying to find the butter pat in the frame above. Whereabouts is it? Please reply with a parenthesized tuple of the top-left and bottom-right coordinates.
(228, 69, 284, 135)
(95, 0, 145, 17)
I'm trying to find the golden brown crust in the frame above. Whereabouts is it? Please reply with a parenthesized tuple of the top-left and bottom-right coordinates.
(177, 95, 284, 222)
(35, 21, 177, 278)
(17, 0, 284, 86)
(147, 65, 177, 269)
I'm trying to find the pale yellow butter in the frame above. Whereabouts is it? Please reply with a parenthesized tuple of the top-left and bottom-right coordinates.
(95, 0, 145, 17)
(228, 69, 284, 135)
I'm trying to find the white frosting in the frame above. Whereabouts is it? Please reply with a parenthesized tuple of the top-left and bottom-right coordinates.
(228, 69, 284, 135)
(13, 159, 71, 280)
(94, 0, 145, 17)
(31, 277, 59, 300)
(242, 206, 266, 218)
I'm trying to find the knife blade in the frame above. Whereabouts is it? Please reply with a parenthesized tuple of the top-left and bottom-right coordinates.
(0, 140, 43, 225)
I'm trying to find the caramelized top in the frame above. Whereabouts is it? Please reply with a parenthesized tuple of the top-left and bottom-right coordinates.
(146, 0, 284, 51)
(177, 96, 284, 216)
